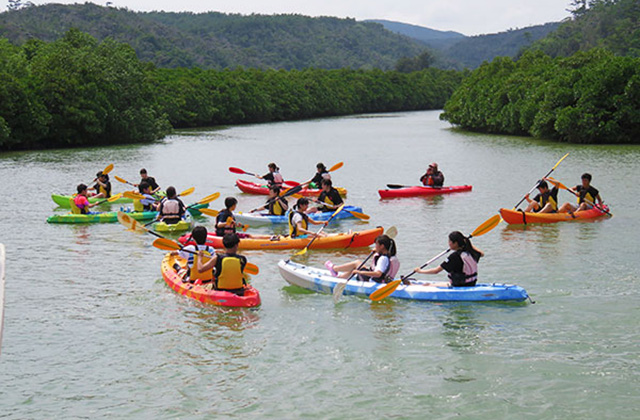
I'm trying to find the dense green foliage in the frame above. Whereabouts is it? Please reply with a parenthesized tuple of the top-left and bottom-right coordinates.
(531, 0, 640, 58)
(0, 4, 426, 70)
(441, 49, 640, 144)
(0, 30, 463, 150)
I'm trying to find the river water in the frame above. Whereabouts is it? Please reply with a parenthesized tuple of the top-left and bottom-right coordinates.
(0, 111, 638, 418)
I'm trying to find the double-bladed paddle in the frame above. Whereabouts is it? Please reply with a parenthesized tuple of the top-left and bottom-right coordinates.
(369, 214, 501, 302)
(229, 167, 259, 178)
(290, 193, 370, 220)
(246, 184, 304, 213)
(385, 184, 441, 189)
(87, 163, 114, 185)
(114, 175, 136, 186)
(512, 153, 569, 211)
(294, 204, 345, 256)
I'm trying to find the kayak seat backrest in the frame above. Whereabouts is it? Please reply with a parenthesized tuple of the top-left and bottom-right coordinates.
(69, 198, 82, 215)
(388, 256, 400, 279)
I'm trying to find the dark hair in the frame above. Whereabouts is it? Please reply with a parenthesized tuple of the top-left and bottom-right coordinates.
(222, 233, 240, 249)
(77, 183, 87, 193)
(268, 162, 279, 171)
(191, 226, 208, 245)
(375, 234, 397, 257)
(294, 197, 309, 209)
(537, 180, 548, 189)
(96, 171, 109, 181)
(581, 173, 592, 181)
(225, 197, 238, 209)
(321, 178, 332, 187)
(316, 162, 327, 172)
(166, 186, 177, 198)
(140, 168, 147, 174)
(138, 181, 150, 193)
(269, 185, 281, 194)
(448, 231, 480, 261)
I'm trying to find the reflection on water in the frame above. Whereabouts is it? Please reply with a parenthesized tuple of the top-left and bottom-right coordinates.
(369, 300, 403, 340)
(438, 303, 484, 354)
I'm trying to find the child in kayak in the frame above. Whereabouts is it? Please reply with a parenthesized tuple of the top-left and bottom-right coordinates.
(325, 235, 398, 282)
(413, 231, 483, 287)
(257, 163, 284, 188)
(288, 197, 328, 238)
(172, 225, 216, 284)
(557, 173, 604, 213)
(136, 168, 161, 194)
(89, 171, 112, 198)
(420, 162, 444, 187)
(216, 197, 274, 239)
(523, 180, 559, 213)
(306, 162, 331, 189)
(157, 186, 186, 224)
(135, 182, 159, 212)
(72, 184, 100, 214)
(196, 233, 249, 295)
(309, 179, 343, 213)
(250, 185, 289, 216)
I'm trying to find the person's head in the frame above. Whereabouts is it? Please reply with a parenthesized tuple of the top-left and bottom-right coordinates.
(321, 178, 332, 191)
(316, 162, 327, 173)
(448, 231, 467, 251)
(166, 186, 177, 199)
(536, 180, 549, 192)
(222, 233, 240, 252)
(140, 168, 149, 179)
(191, 226, 209, 245)
(97, 171, 109, 182)
(138, 181, 151, 194)
(225, 197, 238, 210)
(77, 184, 88, 195)
(268, 162, 279, 172)
(268, 185, 281, 197)
(294, 197, 309, 211)
(581, 173, 592, 187)
(375, 234, 396, 256)
(428, 162, 438, 173)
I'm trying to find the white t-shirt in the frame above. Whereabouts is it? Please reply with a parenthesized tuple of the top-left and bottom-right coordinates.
(372, 255, 390, 275)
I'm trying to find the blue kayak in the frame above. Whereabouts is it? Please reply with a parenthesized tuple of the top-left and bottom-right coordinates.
(278, 260, 529, 302)
(235, 206, 364, 227)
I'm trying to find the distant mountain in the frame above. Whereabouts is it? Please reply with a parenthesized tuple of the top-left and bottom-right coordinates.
(366, 19, 466, 49)
(0, 3, 427, 70)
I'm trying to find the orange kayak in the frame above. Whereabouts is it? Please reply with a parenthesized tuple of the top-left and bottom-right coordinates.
(499, 206, 610, 225)
(161, 253, 261, 307)
(179, 227, 384, 250)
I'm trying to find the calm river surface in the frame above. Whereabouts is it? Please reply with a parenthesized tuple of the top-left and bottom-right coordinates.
(1, 110, 638, 418)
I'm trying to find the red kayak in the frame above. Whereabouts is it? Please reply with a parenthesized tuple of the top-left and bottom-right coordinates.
(378, 185, 472, 199)
(236, 179, 347, 197)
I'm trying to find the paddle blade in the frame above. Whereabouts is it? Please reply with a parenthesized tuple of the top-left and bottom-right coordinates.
(199, 208, 219, 217)
(107, 193, 123, 202)
(386, 184, 406, 189)
(470, 214, 502, 238)
(282, 184, 303, 198)
(330, 204, 345, 219)
(198, 192, 220, 205)
(347, 210, 370, 220)
(123, 191, 145, 200)
(294, 247, 308, 256)
(245, 263, 259, 275)
(102, 163, 114, 175)
(328, 162, 344, 172)
(546, 177, 569, 190)
(552, 153, 570, 170)
(153, 238, 182, 251)
(370, 280, 402, 302)
(284, 180, 300, 187)
(385, 226, 398, 239)
(179, 187, 195, 197)
(333, 281, 347, 303)
(229, 167, 246, 175)
(114, 176, 128, 184)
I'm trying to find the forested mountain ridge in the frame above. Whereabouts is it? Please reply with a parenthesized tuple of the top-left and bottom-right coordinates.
(365, 19, 465, 49)
(0, 3, 427, 70)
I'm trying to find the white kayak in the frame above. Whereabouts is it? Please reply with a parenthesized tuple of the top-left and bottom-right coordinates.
(234, 205, 364, 227)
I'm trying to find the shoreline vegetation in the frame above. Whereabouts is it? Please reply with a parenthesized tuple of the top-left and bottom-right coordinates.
(0, 29, 463, 151)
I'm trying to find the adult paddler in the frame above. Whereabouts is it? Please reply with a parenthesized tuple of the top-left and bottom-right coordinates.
(420, 162, 444, 187)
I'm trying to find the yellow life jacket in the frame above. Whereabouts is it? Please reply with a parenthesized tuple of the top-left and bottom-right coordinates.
(190, 248, 214, 282)
(271, 199, 286, 216)
(70, 197, 85, 214)
(99, 184, 109, 197)
(215, 255, 246, 290)
(133, 199, 143, 212)
(288, 211, 308, 237)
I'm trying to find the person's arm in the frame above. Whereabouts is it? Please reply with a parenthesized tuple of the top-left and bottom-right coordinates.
(595, 193, 603, 205)
(197, 252, 218, 272)
(472, 245, 484, 258)
(415, 265, 444, 275)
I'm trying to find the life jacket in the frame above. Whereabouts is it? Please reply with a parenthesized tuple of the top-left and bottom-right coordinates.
(288, 210, 309, 237)
(188, 245, 215, 282)
(133, 199, 143, 212)
(216, 209, 235, 236)
(215, 253, 247, 290)
(71, 196, 87, 214)
(160, 198, 182, 222)
(272, 171, 284, 187)
(536, 187, 559, 211)
(368, 254, 399, 283)
(447, 251, 478, 285)
(576, 185, 599, 205)
(268, 197, 287, 216)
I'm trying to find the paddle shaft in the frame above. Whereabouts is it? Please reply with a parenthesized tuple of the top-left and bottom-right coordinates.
(296, 204, 345, 254)
(513, 153, 569, 209)
(249, 185, 302, 212)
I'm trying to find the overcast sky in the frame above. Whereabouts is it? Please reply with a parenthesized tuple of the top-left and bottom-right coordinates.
(18, 1, 573, 36)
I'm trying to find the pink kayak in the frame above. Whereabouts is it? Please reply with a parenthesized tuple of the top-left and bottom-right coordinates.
(378, 185, 472, 198)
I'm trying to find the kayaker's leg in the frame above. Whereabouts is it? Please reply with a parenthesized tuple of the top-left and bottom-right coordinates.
(332, 260, 361, 278)
(558, 202, 576, 213)
(539, 203, 555, 214)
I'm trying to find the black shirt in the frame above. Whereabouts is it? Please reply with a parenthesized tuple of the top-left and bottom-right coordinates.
(141, 176, 159, 190)
(317, 188, 343, 211)
(215, 209, 235, 236)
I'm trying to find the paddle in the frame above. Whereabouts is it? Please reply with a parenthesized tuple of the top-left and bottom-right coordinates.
(513, 153, 569, 210)
(117, 210, 164, 238)
(198, 209, 249, 232)
(143, 192, 221, 226)
(246, 184, 304, 213)
(124, 187, 196, 202)
(332, 226, 398, 303)
(114, 175, 136, 186)
(294, 204, 345, 256)
(94, 193, 123, 205)
(87, 163, 114, 184)
(546, 177, 611, 216)
(152, 238, 259, 275)
(386, 183, 441, 189)
(290, 193, 370, 220)
(369, 214, 502, 302)
(229, 167, 259, 177)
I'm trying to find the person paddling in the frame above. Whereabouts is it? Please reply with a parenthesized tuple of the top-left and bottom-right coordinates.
(89, 171, 112, 199)
(136, 168, 161, 194)
(309, 179, 344, 213)
(216, 197, 274, 239)
(196, 233, 250, 295)
(558, 173, 604, 213)
(171, 226, 216, 284)
(306, 162, 331, 189)
(250, 185, 289, 215)
(72, 184, 100, 214)
(412, 231, 483, 287)
(523, 179, 559, 213)
(134, 182, 159, 212)
(256, 162, 284, 188)
(288, 197, 328, 238)
(157, 186, 186, 224)
(420, 162, 444, 187)
(325, 234, 399, 282)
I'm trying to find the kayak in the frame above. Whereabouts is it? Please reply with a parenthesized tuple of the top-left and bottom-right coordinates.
(179, 227, 384, 250)
(161, 253, 261, 308)
(499, 205, 610, 225)
(236, 180, 347, 197)
(46, 203, 209, 224)
(234, 206, 364, 227)
(278, 260, 529, 302)
(51, 193, 132, 207)
(378, 185, 472, 199)
(154, 215, 193, 233)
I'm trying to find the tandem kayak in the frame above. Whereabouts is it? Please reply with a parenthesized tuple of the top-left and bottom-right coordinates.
(51, 193, 132, 208)
(378, 185, 472, 199)
(46, 203, 209, 224)
(234, 206, 364, 227)
(499, 206, 610, 225)
(154, 215, 193, 233)
(161, 253, 261, 308)
(235, 180, 347, 197)
(179, 227, 384, 250)
(278, 260, 529, 302)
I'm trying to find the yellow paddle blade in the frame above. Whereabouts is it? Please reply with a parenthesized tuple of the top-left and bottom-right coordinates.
(102, 163, 114, 175)
(294, 247, 308, 256)
(331, 204, 345, 219)
(199, 208, 219, 217)
(329, 162, 344, 172)
(179, 187, 195, 197)
(385, 226, 398, 238)
(347, 210, 370, 220)
(117, 211, 147, 234)
(552, 153, 570, 170)
(245, 263, 259, 275)
(123, 191, 145, 200)
(546, 177, 569, 190)
(114, 175, 129, 184)
(153, 238, 182, 251)
(470, 214, 502, 238)
(198, 192, 220, 204)
(107, 193, 123, 202)
(370, 280, 402, 301)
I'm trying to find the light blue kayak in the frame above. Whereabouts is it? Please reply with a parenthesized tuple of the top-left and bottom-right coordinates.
(278, 260, 529, 302)
(235, 206, 364, 227)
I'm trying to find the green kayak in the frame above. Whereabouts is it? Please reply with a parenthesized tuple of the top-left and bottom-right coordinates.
(47, 203, 209, 224)
(51, 193, 132, 208)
